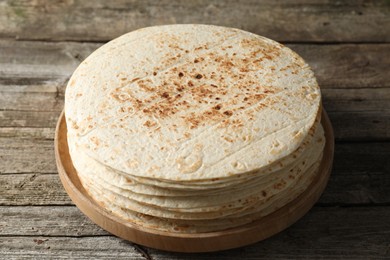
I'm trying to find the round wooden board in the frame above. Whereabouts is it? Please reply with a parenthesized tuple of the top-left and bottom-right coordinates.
(55, 109, 334, 253)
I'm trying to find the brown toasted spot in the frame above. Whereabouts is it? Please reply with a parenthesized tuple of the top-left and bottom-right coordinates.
(178, 72, 184, 77)
(137, 79, 154, 92)
(153, 72, 157, 76)
(224, 136, 234, 143)
(194, 59, 199, 63)
(223, 110, 233, 116)
(161, 92, 169, 98)
(213, 104, 222, 110)
(262, 191, 267, 197)
(72, 122, 79, 130)
(144, 120, 157, 128)
(188, 81, 194, 87)
(76, 93, 83, 97)
(130, 77, 140, 83)
(90, 136, 100, 146)
(195, 74, 203, 79)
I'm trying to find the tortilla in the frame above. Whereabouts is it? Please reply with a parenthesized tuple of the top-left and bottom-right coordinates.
(65, 24, 321, 181)
(64, 24, 325, 233)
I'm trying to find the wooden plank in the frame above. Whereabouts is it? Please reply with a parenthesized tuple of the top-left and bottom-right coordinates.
(0, 110, 60, 128)
(0, 236, 146, 260)
(321, 141, 390, 205)
(0, 40, 100, 80)
(0, 84, 64, 112)
(1, 41, 388, 93)
(0, 206, 389, 258)
(329, 111, 390, 141)
(322, 88, 390, 112)
(0, 127, 54, 139)
(0, 174, 72, 205)
(0, 137, 56, 174)
(289, 44, 390, 89)
(0, 0, 388, 42)
(0, 206, 108, 236)
(1, 142, 389, 205)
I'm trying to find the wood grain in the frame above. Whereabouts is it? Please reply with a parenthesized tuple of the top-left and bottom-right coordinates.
(0, 206, 108, 236)
(1, 206, 389, 259)
(0, 137, 56, 174)
(0, 236, 146, 260)
(330, 112, 390, 141)
(0, 174, 73, 205)
(0, 0, 388, 42)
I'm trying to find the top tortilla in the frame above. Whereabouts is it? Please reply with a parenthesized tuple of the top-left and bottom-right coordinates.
(65, 24, 321, 181)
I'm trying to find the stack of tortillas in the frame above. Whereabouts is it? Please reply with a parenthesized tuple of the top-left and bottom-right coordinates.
(65, 24, 325, 233)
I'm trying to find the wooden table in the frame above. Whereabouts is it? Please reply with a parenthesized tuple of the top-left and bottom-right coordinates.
(1, 1, 389, 259)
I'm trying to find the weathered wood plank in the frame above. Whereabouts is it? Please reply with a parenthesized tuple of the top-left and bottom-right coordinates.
(0, 0, 388, 42)
(0, 137, 56, 174)
(0, 236, 146, 260)
(0, 127, 54, 139)
(0, 110, 60, 128)
(321, 141, 390, 204)
(0, 206, 108, 236)
(1, 41, 388, 93)
(322, 88, 390, 112)
(1, 142, 389, 206)
(0, 84, 64, 112)
(0, 174, 72, 205)
(289, 44, 390, 89)
(0, 40, 99, 80)
(329, 111, 390, 141)
(1, 206, 389, 258)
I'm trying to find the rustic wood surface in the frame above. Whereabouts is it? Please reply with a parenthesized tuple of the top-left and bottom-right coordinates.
(0, 0, 389, 258)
